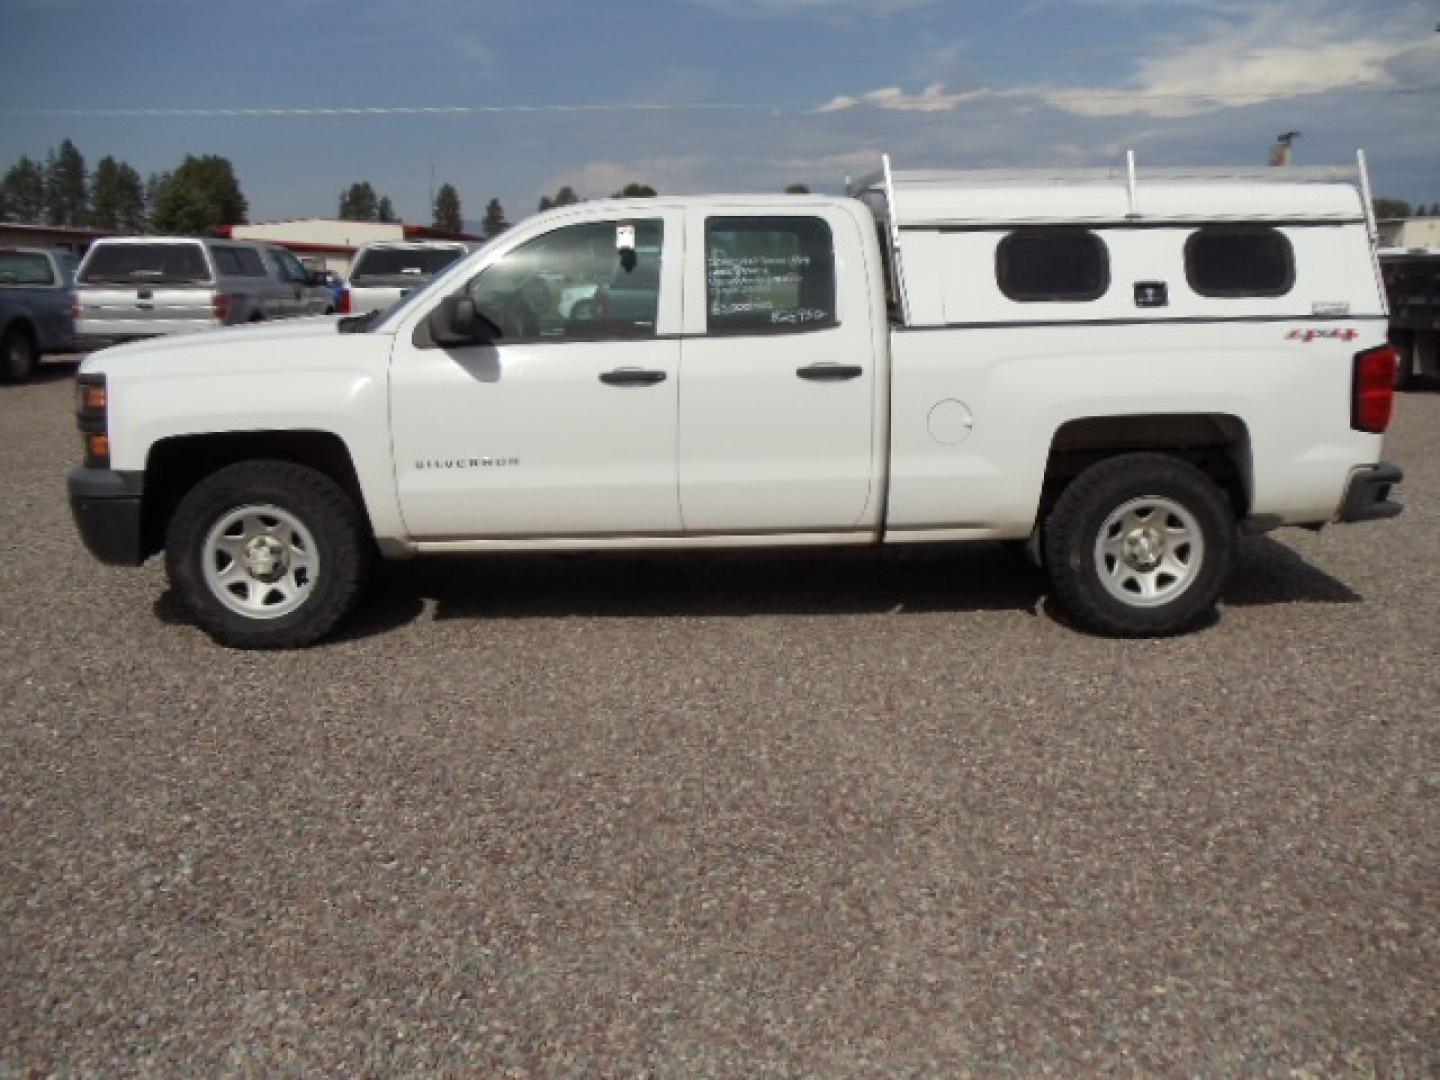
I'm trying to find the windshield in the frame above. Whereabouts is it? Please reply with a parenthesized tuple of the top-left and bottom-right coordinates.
(79, 243, 212, 285)
(350, 247, 465, 284)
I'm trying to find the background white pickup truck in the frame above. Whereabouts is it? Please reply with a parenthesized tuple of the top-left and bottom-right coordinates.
(341, 240, 473, 316)
(69, 157, 1403, 647)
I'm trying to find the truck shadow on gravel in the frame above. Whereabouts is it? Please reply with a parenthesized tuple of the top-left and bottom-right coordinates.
(7, 357, 81, 385)
(318, 534, 1359, 641)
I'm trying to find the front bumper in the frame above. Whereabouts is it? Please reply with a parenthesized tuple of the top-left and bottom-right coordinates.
(1337, 462, 1404, 523)
(68, 467, 146, 566)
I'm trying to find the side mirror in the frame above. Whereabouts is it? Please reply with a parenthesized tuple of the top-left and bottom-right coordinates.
(428, 294, 500, 347)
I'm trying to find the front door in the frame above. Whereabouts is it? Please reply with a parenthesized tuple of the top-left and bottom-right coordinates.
(389, 211, 684, 539)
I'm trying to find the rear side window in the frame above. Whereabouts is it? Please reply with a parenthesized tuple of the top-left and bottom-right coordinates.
(233, 249, 267, 277)
(1185, 226, 1294, 297)
(0, 251, 56, 286)
(79, 244, 211, 285)
(996, 229, 1109, 302)
(706, 217, 836, 334)
(212, 248, 242, 275)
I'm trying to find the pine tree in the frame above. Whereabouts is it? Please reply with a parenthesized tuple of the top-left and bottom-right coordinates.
(1, 155, 46, 223)
(90, 156, 146, 231)
(785, 183, 811, 194)
(338, 181, 380, 221)
(377, 195, 396, 223)
(612, 182, 657, 198)
(433, 183, 463, 232)
(44, 138, 88, 227)
(538, 186, 581, 213)
(481, 197, 507, 238)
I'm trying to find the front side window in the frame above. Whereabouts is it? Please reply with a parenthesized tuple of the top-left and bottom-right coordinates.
(706, 216, 836, 334)
(272, 249, 308, 283)
(0, 251, 57, 286)
(1185, 226, 1294, 297)
(996, 229, 1109, 302)
(465, 220, 663, 342)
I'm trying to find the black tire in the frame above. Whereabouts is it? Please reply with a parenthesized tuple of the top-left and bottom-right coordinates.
(165, 460, 368, 648)
(1042, 453, 1235, 637)
(0, 323, 38, 384)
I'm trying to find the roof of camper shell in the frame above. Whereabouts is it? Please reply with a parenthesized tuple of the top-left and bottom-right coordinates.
(853, 165, 1367, 228)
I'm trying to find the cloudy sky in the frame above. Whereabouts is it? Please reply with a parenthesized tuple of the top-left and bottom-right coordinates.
(1, 0, 1437, 225)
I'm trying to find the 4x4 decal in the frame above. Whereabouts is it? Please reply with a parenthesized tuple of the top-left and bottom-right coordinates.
(1287, 327, 1358, 342)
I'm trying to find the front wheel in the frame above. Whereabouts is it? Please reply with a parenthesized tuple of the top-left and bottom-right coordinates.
(165, 461, 368, 648)
(1043, 453, 1235, 637)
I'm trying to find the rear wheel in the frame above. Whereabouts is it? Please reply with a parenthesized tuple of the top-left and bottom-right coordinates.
(1043, 453, 1235, 637)
(0, 324, 38, 383)
(165, 461, 368, 648)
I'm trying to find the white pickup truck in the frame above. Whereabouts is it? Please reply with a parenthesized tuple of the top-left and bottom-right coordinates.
(69, 155, 1404, 647)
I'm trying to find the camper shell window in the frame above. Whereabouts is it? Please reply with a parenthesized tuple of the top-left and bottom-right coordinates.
(996, 229, 1109, 303)
(1185, 225, 1295, 298)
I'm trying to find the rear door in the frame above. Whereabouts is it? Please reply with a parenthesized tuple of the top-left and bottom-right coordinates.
(677, 207, 881, 533)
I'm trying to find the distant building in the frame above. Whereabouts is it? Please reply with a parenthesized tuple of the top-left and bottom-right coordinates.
(220, 219, 483, 275)
(1377, 217, 1440, 251)
(0, 222, 123, 254)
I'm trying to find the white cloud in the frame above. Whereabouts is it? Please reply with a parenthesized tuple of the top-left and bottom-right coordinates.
(818, 83, 994, 113)
(819, 0, 1435, 119)
(1035, 6, 1414, 118)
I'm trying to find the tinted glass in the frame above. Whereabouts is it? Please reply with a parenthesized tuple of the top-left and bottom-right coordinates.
(0, 251, 56, 286)
(79, 243, 211, 285)
(996, 229, 1109, 302)
(234, 249, 267, 277)
(1185, 226, 1294, 297)
(277, 250, 308, 282)
(351, 247, 465, 284)
(211, 248, 243, 275)
(706, 217, 836, 334)
(466, 220, 662, 341)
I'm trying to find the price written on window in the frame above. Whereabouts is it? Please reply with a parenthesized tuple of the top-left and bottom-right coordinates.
(708, 253, 813, 320)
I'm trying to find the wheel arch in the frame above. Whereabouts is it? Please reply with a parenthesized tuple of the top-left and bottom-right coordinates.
(1041, 412, 1253, 523)
(141, 430, 368, 559)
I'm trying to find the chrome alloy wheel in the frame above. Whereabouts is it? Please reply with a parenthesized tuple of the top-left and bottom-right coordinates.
(1093, 496, 1205, 608)
(202, 504, 319, 619)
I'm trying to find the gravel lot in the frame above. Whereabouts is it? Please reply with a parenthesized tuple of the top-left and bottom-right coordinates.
(2, 356, 1436, 1075)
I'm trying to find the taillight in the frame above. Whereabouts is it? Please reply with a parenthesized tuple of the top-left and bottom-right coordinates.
(1352, 344, 1398, 434)
(212, 293, 232, 322)
(75, 373, 109, 467)
(338, 287, 351, 314)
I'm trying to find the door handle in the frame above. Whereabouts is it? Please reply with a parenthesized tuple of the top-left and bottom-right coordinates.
(600, 368, 668, 386)
(796, 363, 863, 381)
